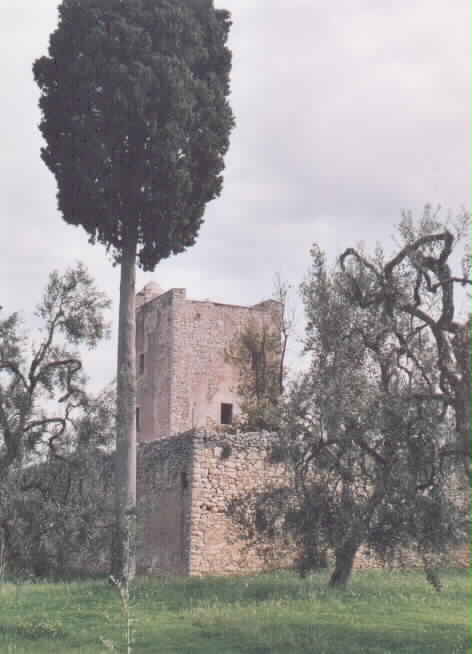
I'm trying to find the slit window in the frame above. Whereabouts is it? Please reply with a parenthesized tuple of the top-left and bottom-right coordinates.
(139, 353, 145, 375)
(220, 403, 233, 425)
(136, 407, 141, 433)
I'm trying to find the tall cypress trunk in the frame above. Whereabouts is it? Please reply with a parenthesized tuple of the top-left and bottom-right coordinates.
(328, 539, 359, 588)
(112, 237, 137, 582)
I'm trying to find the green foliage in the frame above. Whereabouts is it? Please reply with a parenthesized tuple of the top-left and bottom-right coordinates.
(0, 570, 469, 653)
(0, 266, 112, 577)
(226, 319, 283, 431)
(37, 263, 110, 348)
(0, 312, 22, 365)
(0, 386, 116, 578)
(1, 446, 114, 579)
(339, 207, 471, 475)
(0, 263, 110, 469)
(34, 0, 234, 270)
(76, 383, 116, 450)
(237, 215, 469, 587)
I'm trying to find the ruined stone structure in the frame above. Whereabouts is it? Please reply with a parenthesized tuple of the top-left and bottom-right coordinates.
(134, 283, 293, 575)
(135, 429, 469, 576)
(137, 430, 294, 576)
(134, 283, 469, 577)
(135, 282, 281, 440)
(134, 283, 291, 575)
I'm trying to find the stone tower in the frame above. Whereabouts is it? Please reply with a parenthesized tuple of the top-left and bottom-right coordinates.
(135, 283, 281, 441)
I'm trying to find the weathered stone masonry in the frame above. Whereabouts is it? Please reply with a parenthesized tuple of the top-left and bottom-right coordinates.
(134, 283, 469, 577)
(137, 433, 193, 576)
(136, 282, 281, 441)
(136, 429, 469, 575)
(137, 430, 294, 576)
(135, 283, 289, 576)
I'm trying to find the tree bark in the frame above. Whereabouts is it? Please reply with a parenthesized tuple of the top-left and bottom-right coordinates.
(112, 237, 137, 582)
(328, 539, 360, 588)
(453, 323, 471, 477)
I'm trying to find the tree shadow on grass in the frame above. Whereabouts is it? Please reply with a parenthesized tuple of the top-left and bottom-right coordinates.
(133, 570, 325, 611)
(135, 614, 469, 654)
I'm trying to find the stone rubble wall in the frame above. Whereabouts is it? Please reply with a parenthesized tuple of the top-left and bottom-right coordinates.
(189, 431, 296, 576)
(353, 543, 470, 570)
(136, 430, 296, 576)
(136, 432, 194, 575)
(136, 430, 469, 577)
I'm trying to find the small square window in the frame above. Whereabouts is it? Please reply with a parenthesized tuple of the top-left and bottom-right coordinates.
(139, 353, 145, 375)
(220, 403, 233, 425)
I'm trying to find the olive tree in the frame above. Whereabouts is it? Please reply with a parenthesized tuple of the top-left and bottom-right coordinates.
(0, 265, 111, 576)
(295, 214, 470, 586)
(231, 219, 469, 589)
(0, 385, 116, 578)
(340, 207, 471, 477)
(0, 263, 110, 472)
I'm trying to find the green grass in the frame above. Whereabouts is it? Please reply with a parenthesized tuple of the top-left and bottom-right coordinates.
(0, 569, 469, 653)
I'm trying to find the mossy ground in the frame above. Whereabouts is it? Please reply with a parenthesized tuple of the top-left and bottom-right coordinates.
(0, 569, 469, 653)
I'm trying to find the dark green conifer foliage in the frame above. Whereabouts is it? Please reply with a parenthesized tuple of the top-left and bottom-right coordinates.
(34, 0, 234, 270)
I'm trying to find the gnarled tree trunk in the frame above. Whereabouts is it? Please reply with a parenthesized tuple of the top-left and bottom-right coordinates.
(453, 322, 471, 477)
(112, 237, 137, 582)
(329, 539, 360, 588)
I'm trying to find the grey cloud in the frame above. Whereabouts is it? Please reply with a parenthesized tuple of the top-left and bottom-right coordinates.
(221, 0, 469, 223)
(0, 0, 469, 390)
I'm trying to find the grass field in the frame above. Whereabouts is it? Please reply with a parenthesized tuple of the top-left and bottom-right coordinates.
(0, 569, 469, 653)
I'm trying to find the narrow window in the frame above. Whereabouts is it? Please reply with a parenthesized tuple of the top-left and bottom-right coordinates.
(220, 403, 233, 425)
(139, 353, 145, 375)
(136, 407, 141, 433)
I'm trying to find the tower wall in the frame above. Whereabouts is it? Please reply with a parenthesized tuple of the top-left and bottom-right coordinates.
(136, 433, 194, 575)
(136, 285, 281, 441)
(170, 299, 280, 435)
(136, 288, 183, 441)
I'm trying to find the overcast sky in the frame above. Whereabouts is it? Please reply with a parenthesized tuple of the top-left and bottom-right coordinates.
(0, 0, 470, 390)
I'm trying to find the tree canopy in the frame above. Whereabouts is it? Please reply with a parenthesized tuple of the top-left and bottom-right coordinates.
(339, 207, 471, 476)
(0, 263, 110, 471)
(232, 210, 470, 589)
(0, 265, 113, 577)
(34, 0, 234, 269)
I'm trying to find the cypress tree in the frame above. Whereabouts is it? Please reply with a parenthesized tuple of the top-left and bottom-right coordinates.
(34, 0, 234, 580)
